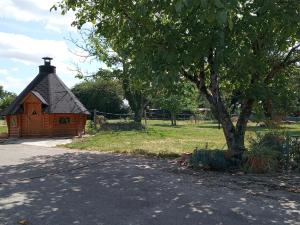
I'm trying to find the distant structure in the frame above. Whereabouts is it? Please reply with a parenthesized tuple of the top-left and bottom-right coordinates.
(2, 57, 89, 137)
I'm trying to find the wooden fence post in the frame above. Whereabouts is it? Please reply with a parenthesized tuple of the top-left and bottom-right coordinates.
(144, 110, 147, 126)
(93, 109, 97, 128)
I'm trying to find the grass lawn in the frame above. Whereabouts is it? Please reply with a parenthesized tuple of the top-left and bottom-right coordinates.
(66, 120, 300, 157)
(0, 120, 7, 134)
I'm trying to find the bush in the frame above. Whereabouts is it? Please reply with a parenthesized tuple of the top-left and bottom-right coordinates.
(85, 120, 97, 134)
(100, 122, 145, 131)
(286, 136, 300, 172)
(190, 149, 238, 171)
(243, 132, 285, 173)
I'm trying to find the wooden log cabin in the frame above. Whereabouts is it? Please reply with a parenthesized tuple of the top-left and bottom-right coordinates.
(2, 57, 90, 137)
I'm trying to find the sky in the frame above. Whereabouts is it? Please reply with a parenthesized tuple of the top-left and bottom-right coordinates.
(0, 0, 99, 94)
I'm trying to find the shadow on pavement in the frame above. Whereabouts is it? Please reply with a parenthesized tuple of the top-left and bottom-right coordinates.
(0, 152, 299, 225)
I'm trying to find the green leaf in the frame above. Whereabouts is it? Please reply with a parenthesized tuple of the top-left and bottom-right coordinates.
(207, 13, 215, 24)
(200, 0, 208, 8)
(214, 0, 224, 8)
(175, 1, 183, 13)
(182, 0, 189, 7)
(228, 13, 233, 30)
(217, 10, 227, 25)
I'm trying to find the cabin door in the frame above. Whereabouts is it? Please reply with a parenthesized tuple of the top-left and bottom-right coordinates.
(26, 103, 43, 135)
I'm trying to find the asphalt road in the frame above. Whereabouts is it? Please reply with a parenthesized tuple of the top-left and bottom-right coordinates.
(0, 143, 299, 225)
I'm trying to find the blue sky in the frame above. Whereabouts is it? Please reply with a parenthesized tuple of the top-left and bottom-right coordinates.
(0, 0, 99, 94)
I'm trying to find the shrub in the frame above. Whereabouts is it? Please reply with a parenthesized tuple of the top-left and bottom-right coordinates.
(100, 122, 145, 131)
(190, 149, 238, 171)
(85, 120, 97, 134)
(243, 132, 285, 173)
(286, 136, 300, 172)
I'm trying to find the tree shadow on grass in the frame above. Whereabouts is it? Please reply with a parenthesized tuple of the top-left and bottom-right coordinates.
(151, 124, 184, 128)
(0, 152, 299, 225)
(195, 125, 223, 130)
(247, 125, 300, 135)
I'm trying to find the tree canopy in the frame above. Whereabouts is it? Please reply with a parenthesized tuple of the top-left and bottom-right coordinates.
(152, 80, 199, 125)
(55, 0, 300, 155)
(0, 86, 16, 114)
(72, 77, 127, 115)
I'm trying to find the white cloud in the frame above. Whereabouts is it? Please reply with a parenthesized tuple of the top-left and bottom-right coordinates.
(0, 32, 84, 92)
(0, 76, 34, 93)
(0, 69, 8, 75)
(0, 32, 74, 65)
(0, 0, 75, 33)
(0, 0, 102, 93)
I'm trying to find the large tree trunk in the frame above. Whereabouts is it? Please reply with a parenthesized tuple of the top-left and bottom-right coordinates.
(263, 98, 273, 119)
(210, 98, 242, 154)
(208, 97, 253, 157)
(122, 78, 146, 124)
(133, 106, 143, 123)
(121, 61, 147, 124)
(170, 113, 177, 126)
(218, 99, 253, 157)
(182, 50, 254, 158)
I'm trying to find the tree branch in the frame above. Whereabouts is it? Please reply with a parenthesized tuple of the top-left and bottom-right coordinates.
(265, 44, 300, 83)
(181, 67, 199, 86)
(283, 44, 300, 64)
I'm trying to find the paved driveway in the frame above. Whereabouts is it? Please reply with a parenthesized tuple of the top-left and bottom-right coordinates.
(0, 143, 299, 225)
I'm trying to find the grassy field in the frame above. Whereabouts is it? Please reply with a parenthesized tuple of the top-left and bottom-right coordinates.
(66, 120, 300, 157)
(0, 120, 7, 134)
(1, 118, 299, 156)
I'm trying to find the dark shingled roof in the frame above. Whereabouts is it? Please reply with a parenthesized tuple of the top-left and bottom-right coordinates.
(2, 59, 89, 116)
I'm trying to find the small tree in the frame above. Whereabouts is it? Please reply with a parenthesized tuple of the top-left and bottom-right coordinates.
(153, 81, 198, 126)
(0, 86, 16, 113)
(72, 78, 127, 115)
(68, 30, 150, 124)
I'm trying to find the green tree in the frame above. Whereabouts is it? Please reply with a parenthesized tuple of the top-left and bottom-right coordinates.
(55, 0, 300, 157)
(72, 78, 127, 115)
(262, 66, 300, 119)
(152, 80, 199, 126)
(71, 30, 150, 124)
(0, 86, 16, 113)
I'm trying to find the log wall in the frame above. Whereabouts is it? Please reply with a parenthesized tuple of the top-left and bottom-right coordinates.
(6, 93, 87, 137)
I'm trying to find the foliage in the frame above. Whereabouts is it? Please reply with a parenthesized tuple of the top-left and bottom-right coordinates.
(268, 66, 300, 116)
(85, 120, 97, 135)
(75, 29, 151, 124)
(99, 121, 144, 131)
(243, 132, 285, 173)
(0, 121, 7, 134)
(151, 80, 199, 125)
(0, 86, 16, 113)
(72, 78, 127, 115)
(55, 0, 300, 155)
(251, 66, 300, 120)
(190, 149, 238, 171)
(285, 135, 300, 172)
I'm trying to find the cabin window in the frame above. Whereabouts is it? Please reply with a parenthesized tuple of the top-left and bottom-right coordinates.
(32, 110, 37, 115)
(59, 117, 71, 124)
